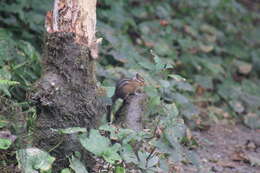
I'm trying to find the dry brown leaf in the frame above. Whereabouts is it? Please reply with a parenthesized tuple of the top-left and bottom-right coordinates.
(217, 160, 236, 168)
(160, 20, 169, 27)
(231, 151, 248, 162)
(199, 44, 214, 53)
(238, 63, 252, 75)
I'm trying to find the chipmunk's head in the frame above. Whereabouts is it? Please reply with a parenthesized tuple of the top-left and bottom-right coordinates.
(133, 73, 145, 86)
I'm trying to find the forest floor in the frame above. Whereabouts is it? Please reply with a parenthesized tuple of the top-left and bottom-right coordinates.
(181, 123, 260, 173)
(1, 122, 260, 173)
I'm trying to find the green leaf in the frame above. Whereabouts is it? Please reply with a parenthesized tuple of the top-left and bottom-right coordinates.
(0, 119, 9, 128)
(61, 168, 72, 173)
(164, 103, 179, 118)
(79, 130, 110, 156)
(137, 151, 159, 170)
(0, 68, 12, 97)
(194, 75, 213, 89)
(138, 61, 155, 71)
(115, 166, 126, 173)
(79, 129, 122, 164)
(244, 112, 260, 129)
(168, 74, 186, 82)
(69, 156, 88, 173)
(229, 100, 244, 113)
(51, 127, 87, 134)
(174, 81, 194, 92)
(159, 159, 169, 173)
(137, 151, 148, 169)
(0, 138, 12, 150)
(173, 93, 189, 104)
(217, 81, 242, 100)
(144, 86, 159, 97)
(104, 86, 115, 97)
(146, 155, 159, 168)
(16, 148, 55, 173)
(117, 129, 135, 141)
(102, 143, 122, 164)
(120, 144, 138, 164)
(0, 79, 20, 86)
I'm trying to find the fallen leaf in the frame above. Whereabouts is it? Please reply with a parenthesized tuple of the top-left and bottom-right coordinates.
(218, 160, 236, 168)
(234, 60, 252, 75)
(144, 41, 155, 48)
(196, 85, 205, 96)
(199, 44, 214, 53)
(231, 151, 247, 162)
(160, 20, 169, 27)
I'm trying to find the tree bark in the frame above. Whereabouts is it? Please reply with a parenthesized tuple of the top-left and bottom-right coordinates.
(115, 94, 147, 131)
(30, 0, 105, 171)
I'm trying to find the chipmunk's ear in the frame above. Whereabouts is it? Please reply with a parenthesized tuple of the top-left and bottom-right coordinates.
(135, 73, 144, 82)
(132, 73, 138, 80)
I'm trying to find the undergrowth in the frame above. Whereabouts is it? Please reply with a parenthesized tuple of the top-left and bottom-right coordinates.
(0, 0, 260, 172)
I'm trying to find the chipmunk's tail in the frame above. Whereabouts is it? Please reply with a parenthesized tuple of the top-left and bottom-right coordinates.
(106, 105, 112, 122)
(106, 94, 117, 122)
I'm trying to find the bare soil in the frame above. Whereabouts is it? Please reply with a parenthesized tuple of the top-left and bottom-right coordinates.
(183, 123, 260, 173)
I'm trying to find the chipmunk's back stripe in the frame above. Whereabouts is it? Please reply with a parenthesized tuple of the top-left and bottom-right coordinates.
(136, 79, 144, 83)
(116, 79, 130, 89)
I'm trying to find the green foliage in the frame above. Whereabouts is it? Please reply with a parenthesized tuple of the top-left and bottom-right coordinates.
(0, 0, 52, 45)
(79, 129, 122, 164)
(51, 127, 87, 134)
(16, 148, 55, 173)
(0, 0, 260, 172)
(98, 0, 260, 128)
(69, 156, 89, 173)
(0, 138, 12, 150)
(61, 168, 72, 173)
(0, 28, 41, 100)
(115, 166, 126, 173)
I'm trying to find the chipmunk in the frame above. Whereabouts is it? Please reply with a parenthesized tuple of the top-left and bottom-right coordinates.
(107, 73, 145, 122)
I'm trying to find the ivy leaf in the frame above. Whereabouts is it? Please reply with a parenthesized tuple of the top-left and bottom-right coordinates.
(79, 130, 110, 156)
(16, 148, 55, 173)
(0, 119, 9, 128)
(115, 166, 126, 173)
(79, 129, 122, 164)
(0, 138, 12, 150)
(61, 168, 72, 173)
(146, 155, 159, 168)
(0, 130, 16, 149)
(244, 112, 260, 129)
(168, 74, 186, 82)
(102, 143, 122, 164)
(120, 144, 138, 164)
(69, 156, 88, 173)
(104, 86, 115, 97)
(51, 127, 87, 134)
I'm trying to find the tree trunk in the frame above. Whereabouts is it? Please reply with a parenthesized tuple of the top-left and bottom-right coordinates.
(30, 0, 105, 171)
(115, 94, 147, 131)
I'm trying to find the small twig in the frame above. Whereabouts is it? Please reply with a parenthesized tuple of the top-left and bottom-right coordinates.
(48, 137, 64, 152)
(145, 118, 160, 141)
(152, 118, 160, 137)
(145, 147, 156, 167)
